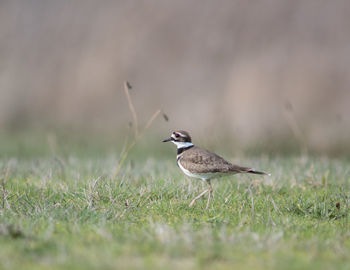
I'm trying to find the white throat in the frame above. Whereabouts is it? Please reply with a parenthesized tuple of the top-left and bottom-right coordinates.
(172, 141, 194, 149)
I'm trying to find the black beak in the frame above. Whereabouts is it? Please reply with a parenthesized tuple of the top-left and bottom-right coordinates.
(162, 138, 172, 142)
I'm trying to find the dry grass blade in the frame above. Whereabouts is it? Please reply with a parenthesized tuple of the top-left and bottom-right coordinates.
(113, 82, 161, 179)
(283, 100, 308, 156)
(162, 112, 169, 122)
(124, 81, 138, 139)
(143, 110, 161, 131)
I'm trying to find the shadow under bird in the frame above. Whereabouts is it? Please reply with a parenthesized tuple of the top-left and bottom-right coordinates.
(163, 130, 269, 209)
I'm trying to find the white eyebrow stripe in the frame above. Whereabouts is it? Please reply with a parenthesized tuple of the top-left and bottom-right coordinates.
(177, 132, 186, 137)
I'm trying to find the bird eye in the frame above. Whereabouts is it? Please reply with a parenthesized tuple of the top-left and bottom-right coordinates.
(174, 133, 180, 138)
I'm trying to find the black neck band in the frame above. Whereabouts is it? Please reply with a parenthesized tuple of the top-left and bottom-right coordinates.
(177, 145, 194, 155)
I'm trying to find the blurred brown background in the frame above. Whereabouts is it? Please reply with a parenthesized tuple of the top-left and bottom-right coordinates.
(1, 0, 349, 153)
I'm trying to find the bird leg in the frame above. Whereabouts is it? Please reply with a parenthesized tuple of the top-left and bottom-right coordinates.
(205, 179, 213, 210)
(189, 179, 214, 208)
(189, 189, 209, 207)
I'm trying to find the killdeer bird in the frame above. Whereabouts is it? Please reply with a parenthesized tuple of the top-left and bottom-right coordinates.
(163, 130, 269, 209)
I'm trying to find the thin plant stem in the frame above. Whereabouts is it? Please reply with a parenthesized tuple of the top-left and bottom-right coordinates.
(113, 83, 161, 179)
(124, 81, 139, 139)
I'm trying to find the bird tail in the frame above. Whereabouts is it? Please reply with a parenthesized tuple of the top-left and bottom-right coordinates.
(230, 165, 271, 176)
(245, 168, 270, 176)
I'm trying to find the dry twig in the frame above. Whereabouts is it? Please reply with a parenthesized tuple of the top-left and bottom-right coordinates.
(124, 81, 139, 139)
(113, 81, 161, 179)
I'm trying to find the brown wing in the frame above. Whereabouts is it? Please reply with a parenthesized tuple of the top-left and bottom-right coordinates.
(180, 146, 249, 174)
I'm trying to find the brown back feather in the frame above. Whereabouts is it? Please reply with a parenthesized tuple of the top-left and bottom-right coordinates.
(179, 146, 249, 174)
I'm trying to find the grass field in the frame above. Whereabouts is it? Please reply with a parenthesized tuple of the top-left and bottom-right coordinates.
(1, 134, 350, 270)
